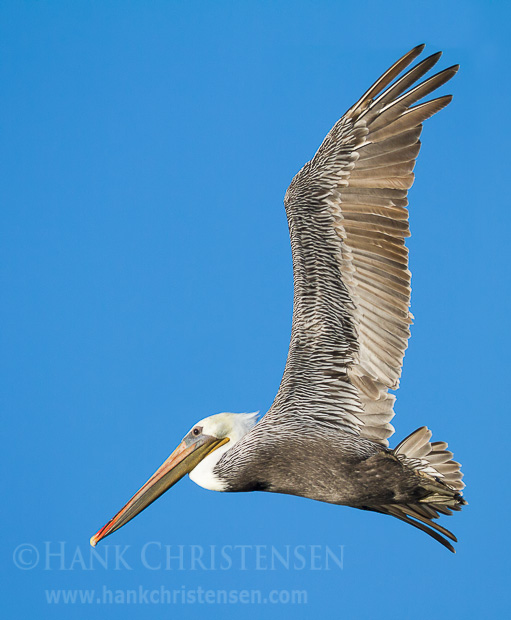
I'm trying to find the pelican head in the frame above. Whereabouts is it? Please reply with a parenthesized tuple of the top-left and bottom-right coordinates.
(90, 412, 258, 546)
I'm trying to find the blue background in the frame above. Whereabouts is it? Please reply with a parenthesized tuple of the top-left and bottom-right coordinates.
(2, 1, 508, 618)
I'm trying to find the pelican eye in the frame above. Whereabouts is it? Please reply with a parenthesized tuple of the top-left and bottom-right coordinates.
(192, 427, 201, 437)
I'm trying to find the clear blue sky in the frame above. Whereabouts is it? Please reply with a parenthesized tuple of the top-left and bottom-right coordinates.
(2, 1, 508, 618)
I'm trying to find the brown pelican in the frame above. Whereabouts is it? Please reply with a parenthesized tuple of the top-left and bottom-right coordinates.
(91, 45, 465, 552)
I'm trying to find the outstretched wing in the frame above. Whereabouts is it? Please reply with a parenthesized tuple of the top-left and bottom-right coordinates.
(263, 45, 458, 446)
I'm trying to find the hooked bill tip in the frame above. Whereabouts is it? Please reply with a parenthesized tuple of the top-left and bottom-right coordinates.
(90, 534, 99, 547)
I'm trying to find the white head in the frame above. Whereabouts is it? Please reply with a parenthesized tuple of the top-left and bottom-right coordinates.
(188, 412, 259, 491)
(90, 411, 259, 547)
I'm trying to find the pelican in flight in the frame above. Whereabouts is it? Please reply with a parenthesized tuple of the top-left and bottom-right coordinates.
(91, 45, 465, 552)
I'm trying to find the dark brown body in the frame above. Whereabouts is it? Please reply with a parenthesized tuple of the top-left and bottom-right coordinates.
(218, 431, 420, 506)
(214, 424, 465, 553)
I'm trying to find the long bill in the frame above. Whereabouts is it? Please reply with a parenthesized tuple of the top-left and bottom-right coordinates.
(90, 435, 229, 546)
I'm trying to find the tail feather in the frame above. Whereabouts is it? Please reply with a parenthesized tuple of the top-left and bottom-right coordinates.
(380, 426, 466, 552)
(395, 426, 465, 491)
